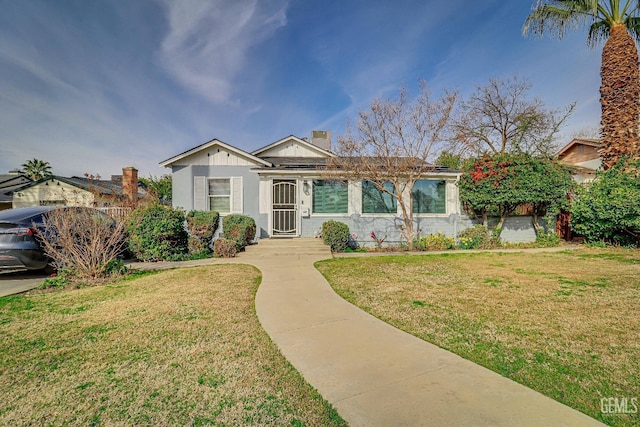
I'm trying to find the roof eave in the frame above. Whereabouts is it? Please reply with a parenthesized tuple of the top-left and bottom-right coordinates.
(251, 135, 336, 158)
(160, 139, 272, 167)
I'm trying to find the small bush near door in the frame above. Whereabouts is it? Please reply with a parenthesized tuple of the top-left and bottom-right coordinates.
(186, 210, 220, 254)
(322, 220, 350, 252)
(213, 238, 238, 258)
(222, 214, 257, 250)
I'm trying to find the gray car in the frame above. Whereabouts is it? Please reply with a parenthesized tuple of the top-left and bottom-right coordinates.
(0, 206, 58, 272)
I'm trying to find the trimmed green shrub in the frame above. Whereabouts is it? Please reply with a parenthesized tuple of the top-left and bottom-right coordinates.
(322, 221, 350, 252)
(457, 225, 501, 250)
(571, 159, 640, 246)
(126, 204, 188, 261)
(414, 233, 455, 251)
(213, 238, 238, 258)
(222, 214, 257, 250)
(186, 210, 220, 254)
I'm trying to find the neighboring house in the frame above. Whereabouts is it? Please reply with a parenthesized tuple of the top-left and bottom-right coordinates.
(161, 133, 471, 245)
(8, 167, 144, 211)
(556, 138, 602, 183)
(554, 138, 604, 240)
(0, 172, 32, 211)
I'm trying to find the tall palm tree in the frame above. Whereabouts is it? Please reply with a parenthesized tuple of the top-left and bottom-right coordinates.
(523, 1, 640, 169)
(21, 158, 53, 180)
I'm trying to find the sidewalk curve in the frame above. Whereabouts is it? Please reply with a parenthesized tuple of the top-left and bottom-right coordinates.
(244, 238, 603, 427)
(129, 240, 604, 426)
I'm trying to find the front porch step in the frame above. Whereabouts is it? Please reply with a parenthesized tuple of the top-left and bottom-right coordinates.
(246, 238, 331, 256)
(256, 237, 325, 246)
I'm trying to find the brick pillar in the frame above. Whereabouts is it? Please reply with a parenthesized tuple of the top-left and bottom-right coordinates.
(122, 167, 138, 201)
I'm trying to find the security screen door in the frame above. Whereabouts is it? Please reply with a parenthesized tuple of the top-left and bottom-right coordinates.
(272, 180, 297, 235)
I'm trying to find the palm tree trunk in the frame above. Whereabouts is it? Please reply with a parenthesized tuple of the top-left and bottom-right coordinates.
(600, 24, 640, 169)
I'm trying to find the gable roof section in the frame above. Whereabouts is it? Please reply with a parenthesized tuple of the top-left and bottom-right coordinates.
(0, 178, 32, 202)
(9, 176, 89, 194)
(7, 176, 146, 198)
(0, 174, 31, 189)
(555, 138, 601, 158)
(251, 135, 335, 158)
(160, 139, 272, 168)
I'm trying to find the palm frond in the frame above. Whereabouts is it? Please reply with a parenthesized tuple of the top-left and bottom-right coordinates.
(523, 1, 598, 38)
(620, 0, 640, 20)
(625, 16, 640, 41)
(587, 19, 611, 46)
(522, 0, 640, 46)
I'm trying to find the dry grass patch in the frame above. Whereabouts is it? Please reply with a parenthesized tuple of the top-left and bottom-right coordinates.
(0, 265, 345, 426)
(317, 248, 640, 427)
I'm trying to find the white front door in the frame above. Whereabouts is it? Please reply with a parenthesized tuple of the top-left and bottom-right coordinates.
(272, 180, 297, 236)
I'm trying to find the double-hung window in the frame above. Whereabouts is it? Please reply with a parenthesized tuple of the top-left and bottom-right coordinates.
(412, 180, 446, 214)
(312, 180, 348, 214)
(362, 181, 397, 214)
(194, 176, 242, 213)
(209, 178, 231, 213)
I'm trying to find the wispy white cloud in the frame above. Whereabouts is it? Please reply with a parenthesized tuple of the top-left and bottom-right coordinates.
(157, 0, 289, 104)
(0, 1, 606, 180)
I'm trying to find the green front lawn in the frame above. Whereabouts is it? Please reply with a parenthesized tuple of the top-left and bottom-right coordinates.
(317, 248, 640, 426)
(0, 265, 345, 426)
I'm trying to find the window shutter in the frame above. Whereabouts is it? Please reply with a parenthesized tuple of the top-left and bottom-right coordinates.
(231, 176, 243, 213)
(194, 176, 207, 211)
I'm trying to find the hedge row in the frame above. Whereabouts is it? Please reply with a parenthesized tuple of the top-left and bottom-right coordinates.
(126, 204, 251, 261)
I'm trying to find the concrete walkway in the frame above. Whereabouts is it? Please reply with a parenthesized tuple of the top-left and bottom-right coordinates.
(243, 239, 603, 426)
(1, 240, 604, 425)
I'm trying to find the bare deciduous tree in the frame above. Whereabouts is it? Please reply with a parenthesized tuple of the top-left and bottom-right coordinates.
(570, 125, 601, 141)
(326, 83, 457, 249)
(38, 208, 127, 279)
(448, 76, 574, 156)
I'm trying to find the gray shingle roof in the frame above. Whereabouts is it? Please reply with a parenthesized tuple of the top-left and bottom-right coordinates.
(256, 156, 460, 173)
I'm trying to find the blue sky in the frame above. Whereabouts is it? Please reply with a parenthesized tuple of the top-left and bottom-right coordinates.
(0, 0, 602, 178)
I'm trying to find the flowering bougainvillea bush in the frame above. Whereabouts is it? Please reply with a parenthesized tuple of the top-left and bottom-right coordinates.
(458, 153, 573, 234)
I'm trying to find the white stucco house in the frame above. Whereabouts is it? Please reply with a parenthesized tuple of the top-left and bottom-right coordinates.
(161, 132, 474, 245)
(7, 167, 144, 211)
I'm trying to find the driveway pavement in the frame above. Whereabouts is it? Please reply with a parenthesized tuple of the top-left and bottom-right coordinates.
(0, 270, 46, 297)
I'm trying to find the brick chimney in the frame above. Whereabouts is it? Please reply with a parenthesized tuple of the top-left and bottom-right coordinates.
(122, 167, 138, 201)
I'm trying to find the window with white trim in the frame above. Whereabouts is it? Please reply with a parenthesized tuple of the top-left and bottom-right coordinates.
(312, 180, 348, 214)
(362, 181, 397, 214)
(209, 178, 231, 213)
(412, 180, 446, 214)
